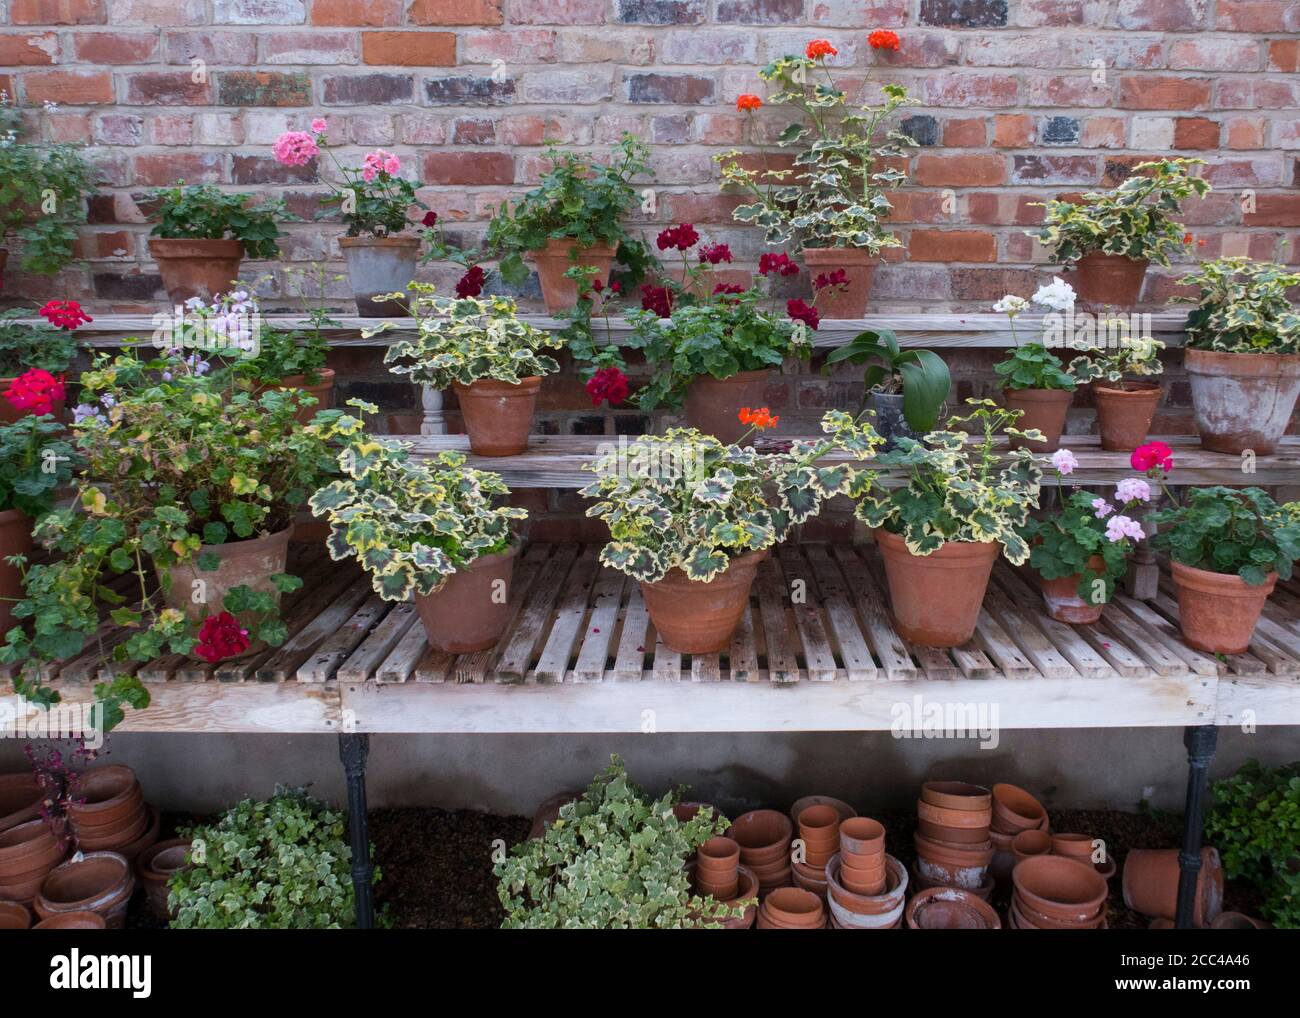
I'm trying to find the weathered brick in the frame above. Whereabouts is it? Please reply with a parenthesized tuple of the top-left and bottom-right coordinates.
(1113, 0, 1208, 30)
(1226, 117, 1267, 150)
(716, 0, 805, 22)
(949, 266, 1037, 301)
(218, 71, 312, 106)
(511, 0, 604, 23)
(124, 72, 212, 105)
(10, 0, 105, 24)
(407, 0, 504, 24)
(46, 113, 92, 142)
(1081, 116, 1125, 149)
(94, 272, 164, 301)
(1267, 40, 1299, 72)
(661, 30, 756, 64)
(913, 153, 1006, 186)
(1015, 0, 1106, 26)
(1012, 154, 1098, 184)
(924, 73, 1019, 108)
(901, 115, 939, 146)
(424, 76, 515, 105)
(1040, 116, 1080, 145)
(809, 0, 909, 26)
(1024, 74, 1113, 108)
(232, 154, 316, 185)
(108, 0, 204, 24)
(1174, 117, 1220, 150)
(919, 0, 1008, 27)
(1242, 196, 1300, 228)
(93, 112, 142, 145)
(362, 31, 456, 66)
(626, 73, 714, 104)
(165, 32, 260, 65)
(423, 151, 515, 185)
(312, 0, 402, 24)
(0, 33, 59, 65)
(557, 32, 654, 65)
(1118, 76, 1213, 111)
(909, 229, 996, 262)
(213, 0, 305, 24)
(264, 31, 359, 64)
(192, 112, 244, 146)
(133, 152, 223, 186)
(322, 73, 413, 104)
(1215, 0, 1300, 32)
(72, 30, 158, 64)
(1168, 39, 1262, 72)
(521, 69, 613, 104)
(992, 113, 1033, 148)
(461, 29, 557, 64)
(1129, 115, 1175, 149)
(23, 70, 115, 104)
(616, 0, 705, 23)
(452, 117, 496, 144)
(147, 114, 193, 144)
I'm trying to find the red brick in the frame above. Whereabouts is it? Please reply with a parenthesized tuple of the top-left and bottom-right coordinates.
(0, 33, 58, 65)
(423, 151, 515, 185)
(913, 153, 1006, 187)
(924, 73, 1019, 108)
(362, 31, 457, 65)
(1225, 117, 1267, 150)
(909, 229, 997, 262)
(1244, 195, 1300, 227)
(1268, 40, 1300, 72)
(311, 0, 402, 23)
(1081, 116, 1125, 148)
(164, 32, 259, 65)
(133, 152, 224, 186)
(1174, 117, 1220, 150)
(23, 70, 115, 105)
(1113, 0, 1208, 30)
(452, 117, 496, 144)
(46, 112, 92, 142)
(942, 118, 986, 147)
(1215, 1, 1300, 31)
(408, 0, 505, 24)
(1168, 39, 1262, 72)
(1118, 75, 1212, 110)
(263, 31, 358, 64)
(1024, 74, 1114, 108)
(992, 113, 1033, 148)
(123, 72, 212, 105)
(72, 30, 158, 64)
(92, 230, 133, 258)
(10, 0, 105, 24)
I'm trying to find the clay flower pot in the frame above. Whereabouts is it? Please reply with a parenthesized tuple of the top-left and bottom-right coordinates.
(0, 772, 42, 833)
(797, 804, 840, 847)
(136, 838, 191, 922)
(1210, 911, 1270, 930)
(34, 910, 105, 930)
(1003, 387, 1073, 452)
(991, 783, 1046, 834)
(758, 886, 824, 929)
(527, 790, 581, 841)
(839, 817, 885, 858)
(0, 509, 34, 638)
(66, 764, 144, 836)
(905, 886, 1001, 930)
(1170, 561, 1276, 655)
(1011, 828, 1053, 863)
(913, 831, 994, 890)
(452, 376, 542, 457)
(682, 369, 774, 444)
(1094, 381, 1161, 451)
(1069, 251, 1149, 308)
(338, 235, 420, 318)
(695, 837, 741, 900)
(917, 800, 992, 830)
(413, 544, 519, 654)
(920, 781, 991, 813)
(640, 549, 765, 654)
(1038, 554, 1106, 625)
(689, 862, 759, 928)
(529, 238, 618, 315)
(801, 245, 878, 319)
(790, 795, 856, 829)
(1013, 854, 1108, 924)
(35, 851, 134, 929)
(149, 237, 244, 305)
(727, 810, 793, 892)
(1184, 348, 1300, 455)
(115, 805, 161, 863)
(0, 820, 67, 885)
(0, 899, 30, 929)
(875, 528, 998, 647)
(825, 853, 907, 928)
(1122, 846, 1223, 927)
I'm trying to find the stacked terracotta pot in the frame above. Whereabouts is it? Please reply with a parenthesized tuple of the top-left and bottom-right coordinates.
(790, 804, 838, 898)
(837, 817, 886, 895)
(690, 860, 759, 929)
(34, 851, 135, 929)
(913, 781, 994, 895)
(905, 886, 1002, 930)
(33, 911, 106, 929)
(757, 886, 826, 929)
(68, 765, 159, 862)
(727, 810, 793, 897)
(1051, 832, 1116, 880)
(788, 796, 855, 898)
(825, 852, 908, 929)
(1009, 855, 1108, 929)
(0, 899, 31, 929)
(989, 782, 1049, 890)
(0, 819, 68, 905)
(0, 772, 43, 833)
(135, 838, 192, 923)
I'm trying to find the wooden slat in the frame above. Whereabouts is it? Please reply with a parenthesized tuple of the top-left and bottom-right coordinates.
(336, 602, 419, 683)
(1152, 587, 1268, 677)
(982, 584, 1078, 680)
(298, 595, 389, 683)
(374, 615, 428, 684)
(260, 574, 372, 682)
(612, 585, 650, 682)
(652, 628, 681, 683)
(727, 604, 760, 682)
(974, 610, 1037, 680)
(776, 546, 836, 682)
(533, 548, 601, 684)
(832, 545, 917, 681)
(992, 567, 1114, 679)
(493, 544, 579, 683)
(691, 653, 721, 682)
(572, 569, 625, 683)
(804, 545, 876, 681)
(1112, 594, 1222, 678)
(451, 542, 549, 684)
(756, 555, 799, 683)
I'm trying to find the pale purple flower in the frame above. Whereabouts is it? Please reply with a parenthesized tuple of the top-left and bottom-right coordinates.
(1115, 477, 1152, 503)
(1091, 497, 1113, 519)
(1051, 448, 1078, 476)
(1105, 514, 1145, 543)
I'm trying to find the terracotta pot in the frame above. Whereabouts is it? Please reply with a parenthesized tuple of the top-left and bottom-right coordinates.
(727, 810, 793, 883)
(75, 810, 149, 852)
(906, 886, 1001, 930)
(1014, 854, 1108, 924)
(35, 851, 134, 929)
(1210, 911, 1270, 930)
(1122, 846, 1223, 927)
(1011, 828, 1053, 863)
(790, 795, 856, 829)
(759, 886, 824, 928)
(527, 790, 581, 841)
(920, 781, 991, 813)
(1051, 832, 1095, 860)
(115, 805, 161, 863)
(640, 548, 765, 654)
(798, 804, 840, 845)
(1011, 892, 1104, 929)
(136, 838, 190, 922)
(1094, 381, 1161, 451)
(825, 853, 907, 927)
(917, 818, 987, 845)
(697, 836, 740, 873)
(914, 836, 993, 890)
(413, 545, 518, 654)
(66, 765, 141, 829)
(529, 238, 618, 315)
(689, 862, 758, 928)
(265, 368, 335, 426)
(839, 817, 885, 857)
(0, 772, 42, 834)
(802, 246, 878, 319)
(991, 783, 1046, 834)
(1068, 251, 1149, 308)
(1170, 561, 1276, 655)
(916, 800, 992, 830)
(34, 910, 105, 930)
(161, 526, 292, 658)
(452, 376, 540, 457)
(682, 369, 774, 444)
(1184, 348, 1300, 455)
(1038, 554, 1106, 625)
(0, 820, 64, 881)
(0, 381, 66, 425)
(149, 237, 244, 305)
(0, 509, 33, 639)
(338, 235, 420, 317)
(1003, 386, 1073, 452)
(0, 899, 30, 929)
(874, 528, 998, 647)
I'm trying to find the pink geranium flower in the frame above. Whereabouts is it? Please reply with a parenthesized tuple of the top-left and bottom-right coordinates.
(272, 130, 319, 167)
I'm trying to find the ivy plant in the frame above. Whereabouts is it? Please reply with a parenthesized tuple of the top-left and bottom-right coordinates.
(853, 399, 1044, 563)
(1176, 257, 1300, 355)
(1150, 486, 1300, 585)
(1032, 158, 1210, 265)
(0, 309, 78, 378)
(309, 401, 526, 601)
(170, 786, 378, 929)
(147, 182, 288, 260)
(495, 756, 741, 929)
(824, 327, 950, 433)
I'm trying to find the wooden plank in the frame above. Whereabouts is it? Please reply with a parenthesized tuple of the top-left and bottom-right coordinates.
(1096, 609, 1188, 678)
(691, 653, 721, 683)
(451, 542, 549, 684)
(571, 569, 625, 683)
(756, 555, 799, 683)
(493, 545, 579, 683)
(911, 645, 961, 681)
(375, 616, 428, 684)
(804, 545, 876, 681)
(297, 595, 389, 683)
(1112, 594, 1222, 677)
(612, 585, 650, 682)
(727, 604, 760, 682)
(991, 568, 1115, 679)
(832, 544, 916, 681)
(1074, 617, 1151, 678)
(652, 628, 681, 683)
(336, 602, 419, 683)
(776, 546, 837, 682)
(533, 548, 601, 684)
(1217, 674, 1300, 727)
(258, 574, 372, 682)
(981, 585, 1077, 680)
(974, 610, 1037, 680)
(412, 645, 454, 683)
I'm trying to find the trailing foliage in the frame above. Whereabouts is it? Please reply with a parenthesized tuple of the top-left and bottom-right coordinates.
(1176, 256, 1300, 355)
(854, 399, 1043, 563)
(581, 411, 881, 583)
(0, 309, 78, 377)
(146, 182, 287, 260)
(1206, 759, 1300, 928)
(1032, 158, 1210, 266)
(0, 414, 77, 518)
(823, 328, 950, 433)
(379, 285, 562, 389)
(1150, 486, 1300, 585)
(309, 401, 526, 602)
(170, 787, 376, 929)
(496, 756, 741, 929)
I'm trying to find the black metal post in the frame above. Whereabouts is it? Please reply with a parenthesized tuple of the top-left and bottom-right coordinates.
(338, 732, 376, 930)
(1175, 724, 1218, 928)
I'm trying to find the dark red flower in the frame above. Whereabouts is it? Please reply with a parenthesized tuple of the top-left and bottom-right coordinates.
(3, 368, 65, 416)
(455, 264, 487, 299)
(421, 210, 438, 227)
(656, 223, 700, 252)
(640, 284, 674, 318)
(194, 611, 250, 663)
(699, 243, 733, 265)
(758, 252, 799, 277)
(39, 300, 92, 330)
(813, 268, 850, 292)
(609, 280, 621, 294)
(786, 298, 820, 331)
(585, 366, 630, 407)
(712, 283, 745, 297)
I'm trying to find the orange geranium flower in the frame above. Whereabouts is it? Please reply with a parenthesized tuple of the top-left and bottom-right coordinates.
(868, 29, 901, 51)
(805, 39, 838, 60)
(738, 406, 779, 430)
(736, 93, 763, 111)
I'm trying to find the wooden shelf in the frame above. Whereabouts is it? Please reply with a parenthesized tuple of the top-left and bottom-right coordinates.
(5, 541, 1298, 734)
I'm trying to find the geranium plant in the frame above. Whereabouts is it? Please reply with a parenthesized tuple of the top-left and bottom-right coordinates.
(146, 182, 287, 260)
(1149, 485, 1300, 586)
(0, 306, 80, 377)
(496, 756, 742, 929)
(581, 409, 881, 582)
(308, 401, 526, 601)
(228, 274, 333, 388)
(1032, 158, 1210, 266)
(853, 399, 1043, 562)
(0, 413, 76, 519)
(992, 280, 1090, 391)
(1176, 256, 1300, 355)
(1066, 327, 1166, 386)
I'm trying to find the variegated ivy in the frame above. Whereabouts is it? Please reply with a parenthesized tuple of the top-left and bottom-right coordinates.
(375, 284, 563, 389)
(308, 401, 526, 601)
(580, 410, 882, 584)
(854, 399, 1043, 564)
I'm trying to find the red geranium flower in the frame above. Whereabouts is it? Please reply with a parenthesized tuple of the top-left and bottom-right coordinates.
(736, 94, 763, 112)
(813, 269, 850, 292)
(868, 30, 901, 51)
(758, 252, 799, 277)
(806, 39, 838, 60)
(738, 406, 779, 430)
(422, 211, 438, 227)
(39, 300, 92, 330)
(712, 283, 745, 297)
(194, 612, 250, 663)
(1131, 441, 1173, 474)
(585, 366, 630, 408)
(656, 223, 700, 252)
(699, 243, 733, 265)
(455, 265, 486, 299)
(640, 284, 674, 318)
(786, 298, 820, 331)
(3, 368, 65, 416)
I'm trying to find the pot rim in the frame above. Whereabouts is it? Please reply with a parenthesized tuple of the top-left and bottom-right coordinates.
(1072, 250, 1149, 268)
(1184, 346, 1300, 375)
(874, 526, 1000, 563)
(1093, 379, 1162, 396)
(337, 234, 421, 249)
(530, 237, 618, 258)
(1002, 385, 1076, 403)
(905, 885, 1001, 930)
(452, 375, 543, 395)
(1170, 560, 1277, 596)
(148, 236, 243, 256)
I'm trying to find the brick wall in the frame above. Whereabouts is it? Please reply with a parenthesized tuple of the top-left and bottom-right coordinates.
(1, 0, 1298, 313)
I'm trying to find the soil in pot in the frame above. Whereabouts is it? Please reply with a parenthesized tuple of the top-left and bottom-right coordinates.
(1037, 555, 1106, 625)
(801, 246, 878, 319)
(639, 549, 765, 654)
(1094, 381, 1161, 452)
(1003, 387, 1073, 452)
(1170, 561, 1276, 655)
(682, 370, 774, 444)
(529, 238, 618, 315)
(874, 528, 998, 647)
(452, 376, 541, 457)
(1184, 348, 1300, 456)
(414, 545, 519, 654)
(338, 236, 420, 318)
(149, 238, 244, 306)
(1069, 251, 1149, 308)
(0, 509, 33, 645)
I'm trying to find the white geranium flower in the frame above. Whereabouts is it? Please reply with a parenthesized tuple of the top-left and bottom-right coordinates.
(1032, 277, 1077, 312)
(993, 294, 1029, 316)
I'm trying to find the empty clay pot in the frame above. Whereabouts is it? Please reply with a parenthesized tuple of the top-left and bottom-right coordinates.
(839, 817, 885, 857)
(640, 549, 766, 654)
(1011, 828, 1053, 863)
(759, 886, 825, 929)
(33, 910, 105, 930)
(1051, 832, 1096, 861)
(136, 838, 191, 922)
(906, 886, 1001, 930)
(0, 819, 66, 883)
(801, 245, 878, 319)
(1210, 911, 1270, 930)
(1094, 381, 1162, 451)
(1011, 892, 1105, 930)
(0, 899, 30, 929)
(413, 544, 519, 654)
(1014, 854, 1108, 924)
(114, 806, 161, 864)
(529, 238, 617, 315)
(690, 863, 759, 929)
(874, 527, 999, 647)
(797, 804, 840, 849)
(35, 851, 134, 929)
(452, 376, 542, 457)
(1170, 561, 1276, 656)
(1122, 846, 1223, 928)
(916, 800, 992, 830)
(825, 853, 908, 928)
(683, 369, 776, 444)
(727, 810, 793, 876)
(920, 781, 991, 812)
(148, 237, 244, 305)
(790, 795, 857, 828)
(697, 837, 740, 873)
(991, 783, 1046, 834)
(0, 772, 42, 833)
(917, 818, 989, 845)
(1004, 386, 1073, 452)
